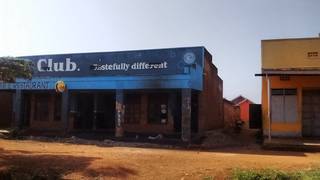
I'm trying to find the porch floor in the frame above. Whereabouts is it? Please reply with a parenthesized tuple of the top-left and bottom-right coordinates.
(263, 137, 320, 152)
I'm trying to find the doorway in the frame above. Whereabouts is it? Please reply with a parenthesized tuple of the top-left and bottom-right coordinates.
(0, 91, 14, 128)
(73, 92, 115, 130)
(302, 90, 320, 137)
(73, 93, 94, 130)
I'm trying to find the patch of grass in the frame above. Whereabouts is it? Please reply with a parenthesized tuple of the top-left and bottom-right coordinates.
(203, 175, 214, 180)
(232, 168, 320, 180)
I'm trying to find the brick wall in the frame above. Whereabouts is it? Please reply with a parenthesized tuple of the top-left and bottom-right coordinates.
(197, 50, 224, 133)
(223, 99, 240, 129)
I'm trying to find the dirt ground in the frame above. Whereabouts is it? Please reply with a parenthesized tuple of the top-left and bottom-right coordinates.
(0, 138, 320, 179)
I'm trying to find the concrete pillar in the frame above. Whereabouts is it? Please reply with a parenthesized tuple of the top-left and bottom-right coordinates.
(181, 89, 191, 142)
(115, 89, 124, 137)
(61, 90, 69, 132)
(14, 89, 23, 129)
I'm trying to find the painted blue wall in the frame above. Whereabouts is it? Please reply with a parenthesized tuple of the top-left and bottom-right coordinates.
(0, 47, 206, 91)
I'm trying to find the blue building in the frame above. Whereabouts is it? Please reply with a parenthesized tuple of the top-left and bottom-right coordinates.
(0, 47, 223, 141)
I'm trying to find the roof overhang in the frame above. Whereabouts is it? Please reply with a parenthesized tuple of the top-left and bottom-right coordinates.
(255, 69, 320, 76)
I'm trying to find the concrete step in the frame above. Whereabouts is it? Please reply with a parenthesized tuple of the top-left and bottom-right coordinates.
(263, 138, 320, 152)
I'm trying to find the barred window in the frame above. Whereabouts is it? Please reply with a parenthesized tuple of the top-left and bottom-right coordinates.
(34, 94, 50, 121)
(124, 94, 141, 124)
(148, 93, 168, 124)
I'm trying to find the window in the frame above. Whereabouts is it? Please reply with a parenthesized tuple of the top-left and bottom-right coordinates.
(271, 89, 297, 123)
(148, 93, 168, 124)
(54, 94, 62, 121)
(34, 94, 50, 121)
(124, 94, 141, 124)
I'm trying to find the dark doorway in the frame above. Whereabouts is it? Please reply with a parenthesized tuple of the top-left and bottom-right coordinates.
(174, 92, 182, 132)
(249, 104, 262, 129)
(74, 93, 94, 130)
(22, 93, 31, 127)
(191, 92, 199, 133)
(73, 92, 115, 130)
(302, 90, 320, 137)
(0, 91, 13, 128)
(124, 94, 142, 124)
(95, 94, 115, 129)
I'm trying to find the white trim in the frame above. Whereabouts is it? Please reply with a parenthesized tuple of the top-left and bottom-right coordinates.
(234, 98, 250, 106)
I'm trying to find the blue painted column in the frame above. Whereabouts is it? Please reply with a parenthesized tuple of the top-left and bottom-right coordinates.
(115, 89, 124, 137)
(181, 88, 191, 142)
(61, 90, 69, 132)
(14, 89, 23, 129)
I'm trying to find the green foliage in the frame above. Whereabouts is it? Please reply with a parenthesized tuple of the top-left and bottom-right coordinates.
(0, 57, 33, 82)
(302, 168, 320, 180)
(232, 168, 320, 180)
(203, 175, 214, 180)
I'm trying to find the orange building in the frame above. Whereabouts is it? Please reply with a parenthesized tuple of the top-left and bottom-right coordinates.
(257, 37, 320, 139)
(231, 95, 253, 128)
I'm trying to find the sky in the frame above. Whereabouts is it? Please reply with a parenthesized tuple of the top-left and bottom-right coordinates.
(1, 0, 320, 103)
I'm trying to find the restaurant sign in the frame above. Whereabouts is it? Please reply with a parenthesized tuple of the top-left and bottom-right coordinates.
(0, 81, 50, 90)
(22, 47, 202, 77)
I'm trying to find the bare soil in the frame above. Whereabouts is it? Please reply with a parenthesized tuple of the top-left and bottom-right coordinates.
(0, 137, 320, 180)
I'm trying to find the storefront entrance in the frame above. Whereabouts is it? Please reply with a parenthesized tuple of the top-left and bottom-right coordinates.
(72, 92, 115, 130)
(0, 91, 14, 128)
(0, 91, 34, 129)
(302, 90, 320, 137)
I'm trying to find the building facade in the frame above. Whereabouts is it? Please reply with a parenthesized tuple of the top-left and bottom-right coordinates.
(259, 37, 320, 138)
(223, 98, 240, 129)
(0, 47, 223, 141)
(231, 95, 253, 129)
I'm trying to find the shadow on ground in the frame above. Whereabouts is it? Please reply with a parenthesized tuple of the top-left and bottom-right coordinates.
(12, 137, 310, 158)
(2, 128, 312, 158)
(0, 148, 138, 179)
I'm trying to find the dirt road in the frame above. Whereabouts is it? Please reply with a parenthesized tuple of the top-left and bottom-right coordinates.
(0, 139, 319, 179)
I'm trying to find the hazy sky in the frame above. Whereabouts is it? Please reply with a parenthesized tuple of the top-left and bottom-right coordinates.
(1, 0, 320, 103)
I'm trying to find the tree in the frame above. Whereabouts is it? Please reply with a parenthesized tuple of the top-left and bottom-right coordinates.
(0, 57, 33, 83)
